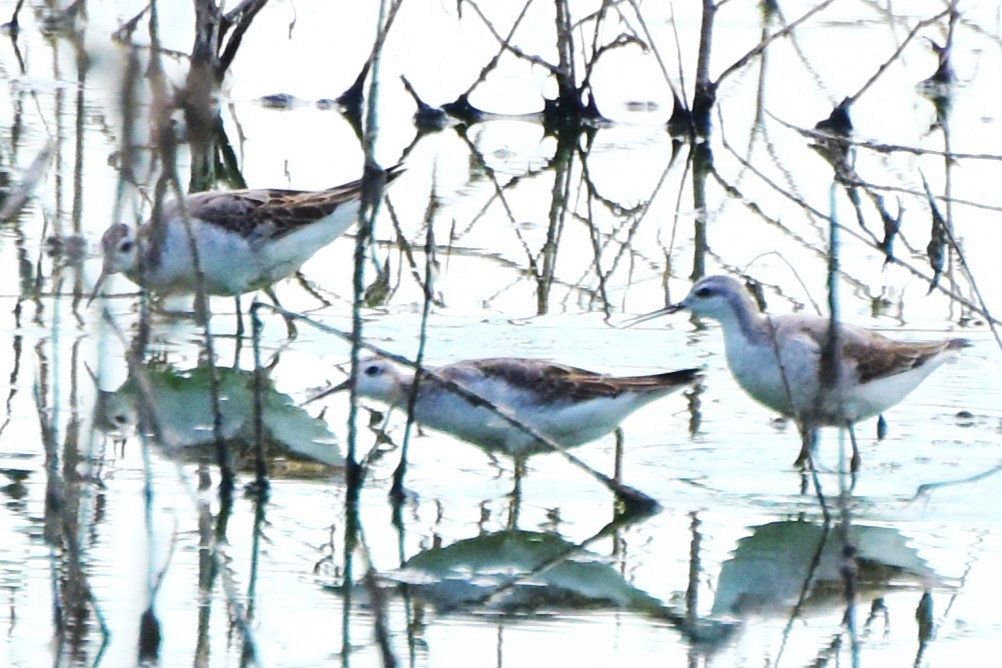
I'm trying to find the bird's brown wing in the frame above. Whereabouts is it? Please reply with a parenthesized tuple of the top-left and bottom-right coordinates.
(445, 358, 700, 404)
(845, 337, 956, 384)
(771, 316, 967, 385)
(170, 164, 405, 240)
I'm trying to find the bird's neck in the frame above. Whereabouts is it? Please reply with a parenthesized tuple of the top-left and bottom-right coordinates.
(385, 374, 418, 407)
(717, 293, 771, 348)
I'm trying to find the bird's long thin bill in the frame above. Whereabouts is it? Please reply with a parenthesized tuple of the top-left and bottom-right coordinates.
(619, 304, 683, 328)
(304, 379, 352, 405)
(87, 271, 108, 307)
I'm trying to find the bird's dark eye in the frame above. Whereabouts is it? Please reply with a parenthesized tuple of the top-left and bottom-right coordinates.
(114, 414, 128, 424)
(119, 240, 134, 253)
(364, 364, 381, 377)
(695, 287, 714, 298)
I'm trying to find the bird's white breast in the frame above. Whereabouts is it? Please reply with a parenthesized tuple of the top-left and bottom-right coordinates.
(721, 323, 808, 418)
(134, 219, 260, 295)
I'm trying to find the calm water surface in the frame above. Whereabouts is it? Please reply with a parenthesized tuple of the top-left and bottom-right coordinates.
(1, 1, 1001, 666)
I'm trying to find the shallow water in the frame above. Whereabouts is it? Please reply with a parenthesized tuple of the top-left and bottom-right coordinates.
(1, 1, 1001, 666)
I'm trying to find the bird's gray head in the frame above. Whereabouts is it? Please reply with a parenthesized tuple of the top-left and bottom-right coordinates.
(307, 356, 409, 406)
(100, 223, 139, 275)
(88, 223, 139, 305)
(675, 275, 760, 323)
(354, 357, 407, 402)
(91, 390, 139, 441)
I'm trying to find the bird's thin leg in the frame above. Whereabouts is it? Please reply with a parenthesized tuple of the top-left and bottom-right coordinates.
(234, 295, 244, 339)
(190, 292, 213, 333)
(264, 286, 297, 338)
(876, 414, 887, 440)
(192, 284, 213, 329)
(805, 448, 832, 526)
(511, 457, 526, 498)
(847, 423, 861, 474)
(794, 424, 818, 469)
(390, 461, 407, 506)
(508, 458, 525, 529)
(793, 424, 831, 521)
(613, 427, 624, 484)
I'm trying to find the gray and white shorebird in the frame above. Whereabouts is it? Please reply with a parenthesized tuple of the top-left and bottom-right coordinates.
(635, 274, 969, 472)
(90, 165, 403, 304)
(309, 356, 702, 462)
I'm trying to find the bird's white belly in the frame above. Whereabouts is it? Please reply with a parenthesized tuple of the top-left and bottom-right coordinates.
(841, 361, 947, 422)
(724, 330, 951, 425)
(411, 388, 635, 458)
(412, 393, 536, 456)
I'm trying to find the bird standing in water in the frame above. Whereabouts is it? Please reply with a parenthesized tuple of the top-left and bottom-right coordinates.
(90, 164, 403, 333)
(633, 274, 968, 472)
(309, 355, 702, 498)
